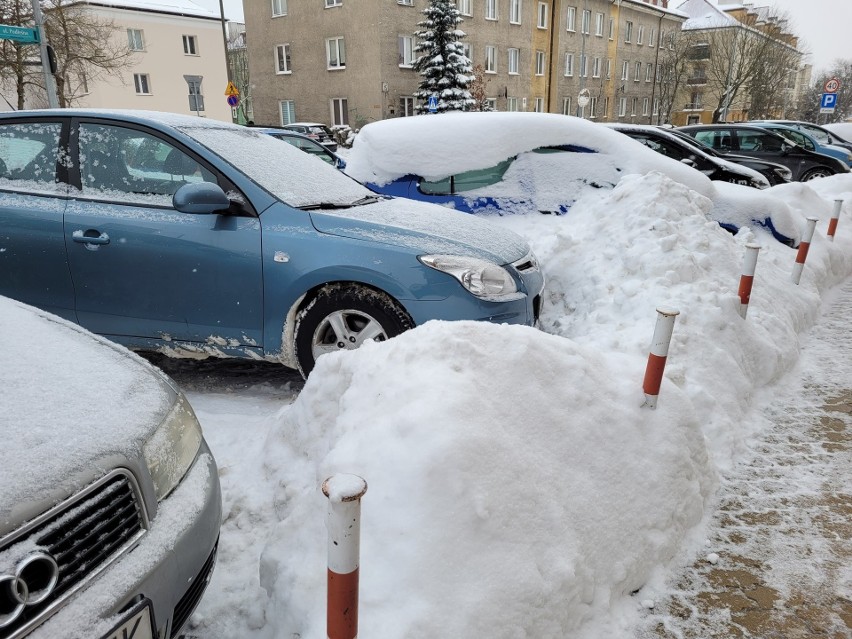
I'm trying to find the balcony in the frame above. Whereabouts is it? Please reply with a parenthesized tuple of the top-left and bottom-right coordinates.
(686, 75, 708, 86)
(683, 102, 704, 111)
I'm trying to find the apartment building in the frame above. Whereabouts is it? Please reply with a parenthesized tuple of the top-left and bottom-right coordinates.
(244, 0, 684, 127)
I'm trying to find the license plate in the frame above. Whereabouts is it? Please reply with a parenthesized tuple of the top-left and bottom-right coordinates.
(102, 600, 155, 639)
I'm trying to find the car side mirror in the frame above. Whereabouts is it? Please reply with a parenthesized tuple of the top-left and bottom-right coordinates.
(680, 157, 697, 168)
(173, 182, 230, 214)
(336, 157, 347, 170)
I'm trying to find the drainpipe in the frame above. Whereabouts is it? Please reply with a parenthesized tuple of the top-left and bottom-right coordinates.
(648, 10, 664, 124)
(546, 0, 557, 111)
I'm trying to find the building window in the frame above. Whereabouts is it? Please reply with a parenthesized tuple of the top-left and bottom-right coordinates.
(510, 0, 522, 24)
(564, 52, 573, 77)
(330, 97, 348, 125)
(562, 96, 571, 115)
(133, 73, 151, 94)
(589, 96, 597, 118)
(595, 12, 604, 36)
(645, 63, 653, 82)
(325, 0, 342, 6)
(182, 35, 198, 55)
(642, 97, 650, 115)
(275, 44, 291, 73)
(653, 98, 659, 115)
(186, 78, 204, 112)
(634, 61, 641, 81)
(603, 96, 609, 118)
(592, 56, 601, 78)
(637, 25, 644, 45)
(566, 6, 576, 32)
(507, 96, 519, 111)
(606, 58, 611, 80)
(485, 45, 497, 72)
(618, 97, 627, 116)
(326, 37, 345, 69)
(624, 21, 633, 43)
(279, 99, 296, 124)
(621, 60, 629, 81)
(631, 97, 638, 115)
(649, 28, 656, 47)
(659, 30, 666, 49)
(579, 54, 587, 77)
(537, 2, 547, 28)
(271, 0, 287, 16)
(398, 0, 414, 4)
(533, 97, 544, 112)
(127, 29, 144, 51)
(535, 50, 545, 76)
(485, 98, 497, 110)
(398, 36, 415, 67)
(457, 0, 472, 16)
(399, 96, 415, 116)
(581, 9, 590, 34)
(459, 42, 471, 63)
(608, 18, 614, 40)
(485, 0, 497, 20)
(508, 48, 519, 74)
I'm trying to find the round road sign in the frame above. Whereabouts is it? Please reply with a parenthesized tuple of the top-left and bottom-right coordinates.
(227, 94, 239, 107)
(824, 77, 841, 93)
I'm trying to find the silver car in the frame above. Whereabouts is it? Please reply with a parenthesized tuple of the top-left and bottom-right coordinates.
(0, 297, 221, 639)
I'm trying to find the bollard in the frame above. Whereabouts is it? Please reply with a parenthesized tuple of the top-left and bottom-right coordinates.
(791, 217, 818, 285)
(323, 474, 368, 639)
(827, 199, 842, 242)
(737, 243, 761, 319)
(642, 307, 680, 409)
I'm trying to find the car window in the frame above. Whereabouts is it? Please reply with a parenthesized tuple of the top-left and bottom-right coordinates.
(771, 128, 813, 151)
(419, 157, 514, 194)
(79, 123, 217, 205)
(736, 130, 784, 153)
(275, 135, 335, 164)
(630, 134, 688, 160)
(0, 121, 64, 194)
(694, 129, 732, 152)
(798, 124, 830, 144)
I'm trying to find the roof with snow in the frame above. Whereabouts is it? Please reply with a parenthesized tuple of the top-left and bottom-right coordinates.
(674, 0, 740, 29)
(77, 0, 219, 20)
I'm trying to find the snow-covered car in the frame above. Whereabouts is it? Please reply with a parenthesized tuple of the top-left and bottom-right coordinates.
(0, 296, 221, 639)
(344, 112, 799, 245)
(824, 121, 852, 143)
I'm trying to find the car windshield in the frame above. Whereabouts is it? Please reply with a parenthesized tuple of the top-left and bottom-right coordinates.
(182, 125, 368, 208)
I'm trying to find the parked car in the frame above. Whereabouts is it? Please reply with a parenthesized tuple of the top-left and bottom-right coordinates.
(0, 110, 543, 377)
(605, 123, 769, 189)
(750, 119, 852, 155)
(280, 122, 338, 152)
(665, 128, 793, 186)
(677, 123, 850, 181)
(1, 295, 221, 638)
(256, 127, 346, 169)
(750, 122, 852, 167)
(344, 112, 798, 245)
(824, 122, 852, 143)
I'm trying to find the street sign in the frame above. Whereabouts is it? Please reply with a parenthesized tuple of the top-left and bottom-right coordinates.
(820, 92, 838, 113)
(227, 94, 239, 107)
(0, 23, 39, 44)
(224, 81, 239, 97)
(824, 77, 841, 93)
(428, 95, 438, 113)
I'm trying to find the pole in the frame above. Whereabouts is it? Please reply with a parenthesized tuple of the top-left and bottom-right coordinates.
(827, 199, 842, 241)
(737, 243, 761, 319)
(642, 307, 680, 409)
(791, 217, 819, 285)
(30, 0, 58, 108)
(218, 0, 233, 83)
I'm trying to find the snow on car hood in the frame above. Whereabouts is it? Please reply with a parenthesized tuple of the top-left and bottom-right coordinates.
(0, 298, 173, 520)
(309, 197, 530, 264)
(345, 112, 714, 197)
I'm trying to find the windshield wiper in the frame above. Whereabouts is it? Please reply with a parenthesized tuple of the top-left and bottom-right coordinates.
(348, 195, 384, 206)
(299, 195, 384, 211)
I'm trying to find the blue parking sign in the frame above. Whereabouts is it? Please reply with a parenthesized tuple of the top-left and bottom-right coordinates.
(820, 93, 837, 113)
(428, 95, 438, 113)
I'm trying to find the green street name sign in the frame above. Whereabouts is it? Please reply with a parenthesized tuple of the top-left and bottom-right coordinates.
(0, 24, 40, 44)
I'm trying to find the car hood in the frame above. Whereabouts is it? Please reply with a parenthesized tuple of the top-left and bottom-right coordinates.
(0, 298, 175, 532)
(308, 197, 531, 264)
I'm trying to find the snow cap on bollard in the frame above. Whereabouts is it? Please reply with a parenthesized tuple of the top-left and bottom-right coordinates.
(827, 199, 842, 242)
(642, 307, 680, 409)
(737, 243, 761, 320)
(791, 217, 819, 285)
(323, 474, 368, 639)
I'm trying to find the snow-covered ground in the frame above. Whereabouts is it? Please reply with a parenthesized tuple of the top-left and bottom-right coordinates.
(182, 170, 852, 638)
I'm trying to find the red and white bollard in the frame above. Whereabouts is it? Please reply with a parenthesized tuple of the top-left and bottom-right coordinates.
(791, 217, 819, 285)
(323, 474, 368, 639)
(642, 307, 680, 409)
(827, 199, 842, 242)
(737, 243, 761, 319)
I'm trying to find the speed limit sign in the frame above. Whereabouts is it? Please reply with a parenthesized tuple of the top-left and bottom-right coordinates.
(824, 77, 841, 93)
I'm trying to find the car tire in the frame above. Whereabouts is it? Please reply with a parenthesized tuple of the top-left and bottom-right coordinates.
(294, 284, 414, 377)
(801, 167, 834, 181)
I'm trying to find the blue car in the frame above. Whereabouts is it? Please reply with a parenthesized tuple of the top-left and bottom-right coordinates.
(0, 110, 543, 376)
(751, 122, 852, 168)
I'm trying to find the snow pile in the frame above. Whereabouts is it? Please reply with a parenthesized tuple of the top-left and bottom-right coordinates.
(216, 172, 852, 638)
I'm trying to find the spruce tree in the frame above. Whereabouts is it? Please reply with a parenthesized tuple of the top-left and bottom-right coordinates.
(412, 0, 475, 114)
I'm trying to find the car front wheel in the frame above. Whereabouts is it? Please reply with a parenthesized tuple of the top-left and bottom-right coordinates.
(801, 167, 834, 181)
(294, 284, 414, 377)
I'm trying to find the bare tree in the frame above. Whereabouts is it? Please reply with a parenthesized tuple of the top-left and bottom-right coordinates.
(654, 30, 701, 124)
(468, 64, 492, 112)
(0, 0, 134, 108)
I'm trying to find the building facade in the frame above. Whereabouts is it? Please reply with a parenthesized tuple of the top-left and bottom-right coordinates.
(244, 0, 685, 128)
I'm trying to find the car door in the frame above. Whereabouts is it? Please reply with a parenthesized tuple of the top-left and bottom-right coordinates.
(64, 119, 264, 347)
(731, 128, 805, 177)
(0, 118, 77, 321)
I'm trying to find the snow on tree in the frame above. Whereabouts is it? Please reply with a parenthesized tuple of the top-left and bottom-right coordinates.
(412, 0, 475, 114)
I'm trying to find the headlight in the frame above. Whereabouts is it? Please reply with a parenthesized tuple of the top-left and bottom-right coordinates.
(143, 394, 203, 501)
(419, 254, 521, 300)
(773, 166, 793, 180)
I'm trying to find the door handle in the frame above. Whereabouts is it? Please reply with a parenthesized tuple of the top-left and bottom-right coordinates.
(72, 230, 110, 245)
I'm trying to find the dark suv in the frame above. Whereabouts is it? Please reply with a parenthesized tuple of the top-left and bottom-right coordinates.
(280, 122, 338, 152)
(677, 124, 849, 181)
